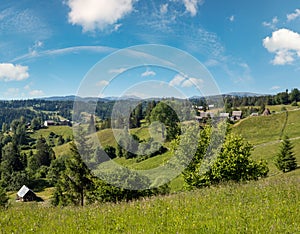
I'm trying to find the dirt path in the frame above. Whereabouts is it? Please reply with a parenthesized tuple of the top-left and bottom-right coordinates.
(254, 136, 300, 148)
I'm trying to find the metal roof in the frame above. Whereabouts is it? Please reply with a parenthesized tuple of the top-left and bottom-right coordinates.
(17, 185, 31, 198)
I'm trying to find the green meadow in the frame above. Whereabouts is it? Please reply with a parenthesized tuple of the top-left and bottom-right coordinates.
(4, 105, 299, 233)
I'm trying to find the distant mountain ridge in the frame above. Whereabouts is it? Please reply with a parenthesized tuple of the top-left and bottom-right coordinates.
(37, 92, 267, 102)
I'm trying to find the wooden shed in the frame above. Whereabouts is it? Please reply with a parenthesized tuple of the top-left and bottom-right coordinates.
(16, 185, 37, 202)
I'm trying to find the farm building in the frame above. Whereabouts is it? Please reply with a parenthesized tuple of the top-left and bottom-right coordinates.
(16, 185, 37, 202)
(263, 108, 271, 116)
(231, 111, 242, 121)
(250, 112, 259, 117)
(44, 120, 55, 127)
(219, 113, 230, 118)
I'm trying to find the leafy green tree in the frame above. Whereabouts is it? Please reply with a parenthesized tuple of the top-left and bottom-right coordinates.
(209, 134, 269, 183)
(181, 127, 269, 189)
(35, 136, 55, 167)
(0, 186, 9, 208)
(150, 102, 180, 141)
(116, 129, 139, 159)
(289, 88, 300, 103)
(91, 167, 170, 203)
(1, 123, 8, 133)
(57, 135, 65, 146)
(275, 136, 298, 172)
(31, 117, 41, 131)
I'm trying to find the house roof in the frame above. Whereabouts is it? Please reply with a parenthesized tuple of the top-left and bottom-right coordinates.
(219, 113, 229, 117)
(17, 185, 32, 198)
(232, 111, 242, 117)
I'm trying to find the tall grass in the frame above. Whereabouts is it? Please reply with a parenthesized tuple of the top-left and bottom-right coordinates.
(1, 170, 299, 233)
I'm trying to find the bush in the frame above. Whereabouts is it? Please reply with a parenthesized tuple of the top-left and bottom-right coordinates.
(183, 130, 269, 189)
(291, 101, 298, 106)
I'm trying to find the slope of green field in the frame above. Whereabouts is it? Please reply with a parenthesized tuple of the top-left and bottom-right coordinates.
(251, 137, 300, 175)
(30, 126, 73, 140)
(231, 112, 287, 145)
(2, 170, 299, 233)
(232, 108, 300, 144)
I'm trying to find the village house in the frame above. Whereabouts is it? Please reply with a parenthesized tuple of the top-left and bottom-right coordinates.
(219, 113, 230, 118)
(231, 111, 242, 121)
(44, 120, 55, 127)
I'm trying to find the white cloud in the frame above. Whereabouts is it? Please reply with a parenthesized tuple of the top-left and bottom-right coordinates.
(96, 80, 109, 87)
(271, 86, 281, 90)
(169, 74, 185, 87)
(262, 17, 278, 29)
(229, 15, 235, 22)
(29, 90, 44, 96)
(0, 8, 51, 39)
(169, 74, 203, 88)
(183, 0, 204, 17)
(182, 77, 204, 87)
(287, 9, 300, 21)
(141, 70, 156, 77)
(0, 63, 29, 81)
(108, 68, 127, 74)
(12, 45, 116, 63)
(67, 0, 135, 32)
(263, 28, 300, 65)
(160, 4, 168, 14)
(5, 88, 20, 97)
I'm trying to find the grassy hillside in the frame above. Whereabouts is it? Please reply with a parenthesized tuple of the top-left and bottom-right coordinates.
(2, 170, 299, 233)
(232, 108, 300, 175)
(231, 112, 287, 145)
(232, 109, 300, 144)
(30, 126, 73, 140)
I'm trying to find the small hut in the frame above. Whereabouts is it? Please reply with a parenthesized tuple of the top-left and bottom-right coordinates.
(263, 108, 271, 116)
(16, 185, 37, 202)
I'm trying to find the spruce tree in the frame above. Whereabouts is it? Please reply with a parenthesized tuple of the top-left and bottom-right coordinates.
(52, 126, 94, 206)
(0, 186, 9, 208)
(275, 136, 297, 172)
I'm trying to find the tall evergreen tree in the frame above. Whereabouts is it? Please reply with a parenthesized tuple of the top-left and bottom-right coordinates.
(52, 126, 94, 206)
(275, 136, 298, 172)
(35, 136, 55, 167)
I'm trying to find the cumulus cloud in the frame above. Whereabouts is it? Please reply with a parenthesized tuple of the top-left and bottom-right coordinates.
(96, 80, 109, 87)
(0, 63, 29, 81)
(169, 74, 203, 88)
(182, 77, 203, 87)
(169, 74, 185, 86)
(29, 90, 44, 96)
(141, 70, 156, 77)
(262, 17, 278, 29)
(287, 9, 300, 22)
(183, 0, 204, 17)
(263, 28, 300, 65)
(67, 0, 135, 32)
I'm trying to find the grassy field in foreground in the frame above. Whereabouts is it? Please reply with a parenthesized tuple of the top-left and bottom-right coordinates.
(1, 169, 299, 233)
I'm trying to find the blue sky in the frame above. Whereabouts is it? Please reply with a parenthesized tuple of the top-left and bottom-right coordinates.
(1, 0, 300, 99)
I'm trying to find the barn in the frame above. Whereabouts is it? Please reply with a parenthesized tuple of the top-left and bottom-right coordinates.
(16, 185, 37, 202)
